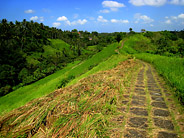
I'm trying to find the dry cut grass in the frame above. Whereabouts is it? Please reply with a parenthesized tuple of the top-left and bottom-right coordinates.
(0, 59, 141, 138)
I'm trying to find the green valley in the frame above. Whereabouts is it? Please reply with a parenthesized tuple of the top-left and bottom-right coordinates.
(0, 19, 184, 138)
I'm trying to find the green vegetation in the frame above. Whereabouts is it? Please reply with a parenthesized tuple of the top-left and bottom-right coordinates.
(134, 53, 184, 103)
(0, 61, 79, 115)
(121, 34, 155, 53)
(0, 19, 126, 97)
(121, 31, 184, 56)
(68, 54, 129, 86)
(0, 18, 184, 137)
(120, 32, 184, 104)
(19, 39, 73, 86)
(0, 59, 140, 137)
(0, 42, 118, 115)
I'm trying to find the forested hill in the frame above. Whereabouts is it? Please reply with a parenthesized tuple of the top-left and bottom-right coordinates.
(0, 19, 125, 96)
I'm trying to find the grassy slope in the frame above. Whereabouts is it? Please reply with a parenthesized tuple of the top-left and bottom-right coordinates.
(64, 43, 118, 77)
(49, 39, 70, 50)
(68, 54, 128, 86)
(27, 39, 71, 62)
(0, 42, 119, 115)
(0, 61, 80, 115)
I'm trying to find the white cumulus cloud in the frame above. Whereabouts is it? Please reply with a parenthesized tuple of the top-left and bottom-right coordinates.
(56, 16, 71, 25)
(71, 19, 88, 25)
(170, 0, 184, 5)
(178, 13, 184, 18)
(165, 19, 172, 24)
(134, 13, 154, 23)
(77, 19, 87, 25)
(111, 19, 118, 23)
(171, 16, 177, 20)
(53, 22, 61, 27)
(24, 9, 35, 13)
(57, 16, 68, 21)
(164, 13, 184, 24)
(111, 19, 129, 23)
(30, 16, 38, 21)
(129, 0, 167, 6)
(102, 1, 125, 11)
(56, 16, 87, 26)
(97, 16, 108, 22)
(30, 16, 44, 22)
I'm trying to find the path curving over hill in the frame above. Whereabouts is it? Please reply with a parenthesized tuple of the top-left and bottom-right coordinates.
(0, 59, 183, 137)
(115, 40, 125, 54)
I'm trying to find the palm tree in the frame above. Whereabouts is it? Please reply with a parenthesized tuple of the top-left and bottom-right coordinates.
(129, 28, 133, 32)
(2, 19, 7, 24)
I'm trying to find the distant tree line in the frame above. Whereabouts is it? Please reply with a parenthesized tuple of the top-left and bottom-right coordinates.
(0, 19, 127, 96)
(143, 30, 184, 57)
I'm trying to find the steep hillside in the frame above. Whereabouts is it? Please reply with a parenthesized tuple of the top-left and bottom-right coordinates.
(1, 19, 124, 97)
(0, 42, 119, 116)
(0, 59, 140, 137)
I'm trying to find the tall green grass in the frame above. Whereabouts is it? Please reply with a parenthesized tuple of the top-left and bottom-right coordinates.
(119, 34, 156, 54)
(65, 43, 118, 77)
(68, 54, 128, 86)
(49, 39, 70, 50)
(27, 39, 71, 61)
(135, 53, 184, 103)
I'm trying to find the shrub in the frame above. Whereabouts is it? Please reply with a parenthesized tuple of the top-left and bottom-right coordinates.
(57, 75, 75, 88)
(0, 85, 12, 96)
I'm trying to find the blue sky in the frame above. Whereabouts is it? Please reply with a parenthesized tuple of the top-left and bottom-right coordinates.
(0, 0, 184, 32)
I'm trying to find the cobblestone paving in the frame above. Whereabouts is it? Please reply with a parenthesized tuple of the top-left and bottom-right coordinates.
(117, 62, 184, 138)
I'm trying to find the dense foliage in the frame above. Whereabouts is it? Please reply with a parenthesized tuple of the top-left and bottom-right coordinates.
(121, 30, 184, 57)
(0, 42, 119, 115)
(144, 30, 184, 57)
(0, 19, 126, 96)
(0, 19, 50, 96)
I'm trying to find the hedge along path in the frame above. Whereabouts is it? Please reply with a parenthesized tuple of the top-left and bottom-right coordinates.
(0, 59, 184, 137)
(112, 61, 184, 138)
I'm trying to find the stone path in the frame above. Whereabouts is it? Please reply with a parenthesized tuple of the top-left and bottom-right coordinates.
(116, 62, 183, 138)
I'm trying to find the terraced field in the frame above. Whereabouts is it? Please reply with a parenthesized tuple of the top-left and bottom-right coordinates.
(0, 59, 183, 137)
